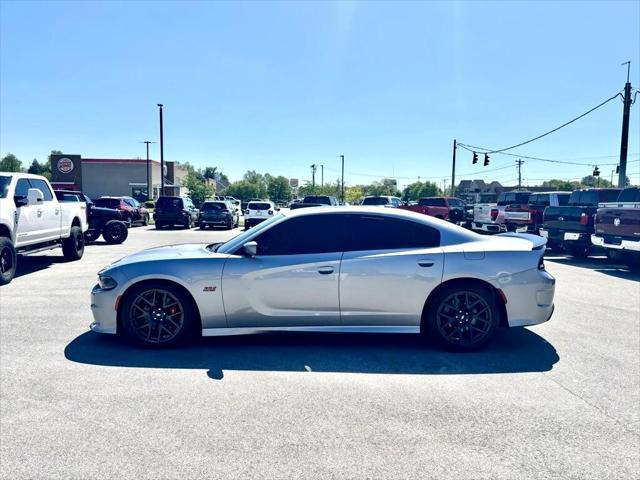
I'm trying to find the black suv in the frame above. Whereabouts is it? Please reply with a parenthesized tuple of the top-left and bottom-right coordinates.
(54, 190, 129, 244)
(154, 196, 199, 229)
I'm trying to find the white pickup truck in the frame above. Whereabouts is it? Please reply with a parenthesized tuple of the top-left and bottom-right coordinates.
(472, 191, 532, 234)
(0, 172, 88, 285)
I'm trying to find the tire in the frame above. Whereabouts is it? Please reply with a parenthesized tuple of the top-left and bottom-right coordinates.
(184, 219, 191, 229)
(155, 221, 164, 230)
(199, 222, 206, 230)
(84, 229, 101, 243)
(120, 282, 197, 347)
(424, 284, 499, 351)
(62, 226, 85, 261)
(102, 220, 129, 244)
(0, 237, 17, 286)
(568, 244, 590, 258)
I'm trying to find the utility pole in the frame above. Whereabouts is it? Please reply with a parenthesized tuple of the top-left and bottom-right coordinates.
(516, 159, 525, 190)
(140, 140, 156, 200)
(451, 140, 457, 198)
(320, 164, 324, 193)
(157, 104, 165, 195)
(310, 164, 317, 190)
(618, 61, 632, 188)
(338, 155, 345, 203)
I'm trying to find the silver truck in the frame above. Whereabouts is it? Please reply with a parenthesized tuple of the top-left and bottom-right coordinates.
(0, 172, 88, 285)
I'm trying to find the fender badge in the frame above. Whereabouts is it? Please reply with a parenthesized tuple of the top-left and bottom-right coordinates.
(203, 286, 217, 292)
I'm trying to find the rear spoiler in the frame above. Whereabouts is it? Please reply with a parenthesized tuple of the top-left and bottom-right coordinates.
(497, 232, 547, 250)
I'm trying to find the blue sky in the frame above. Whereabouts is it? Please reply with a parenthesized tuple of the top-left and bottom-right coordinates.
(1, 0, 639, 189)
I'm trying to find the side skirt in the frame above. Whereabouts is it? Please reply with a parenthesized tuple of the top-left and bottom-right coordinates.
(202, 325, 421, 337)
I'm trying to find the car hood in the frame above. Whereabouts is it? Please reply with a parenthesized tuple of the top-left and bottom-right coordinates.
(109, 243, 229, 268)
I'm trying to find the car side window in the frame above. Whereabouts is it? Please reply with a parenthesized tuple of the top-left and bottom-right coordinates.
(343, 215, 440, 251)
(28, 179, 53, 201)
(14, 179, 30, 198)
(254, 214, 345, 255)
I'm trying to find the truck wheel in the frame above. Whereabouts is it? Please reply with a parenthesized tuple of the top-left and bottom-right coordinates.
(0, 238, 17, 286)
(102, 220, 129, 244)
(84, 230, 101, 243)
(62, 226, 85, 261)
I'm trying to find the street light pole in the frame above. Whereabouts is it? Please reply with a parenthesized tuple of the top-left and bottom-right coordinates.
(140, 141, 156, 200)
(157, 104, 164, 195)
(320, 164, 324, 193)
(338, 155, 345, 203)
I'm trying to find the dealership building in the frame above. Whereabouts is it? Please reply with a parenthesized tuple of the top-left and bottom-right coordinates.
(49, 154, 188, 200)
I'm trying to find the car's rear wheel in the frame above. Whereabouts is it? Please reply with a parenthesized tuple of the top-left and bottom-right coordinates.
(425, 284, 499, 351)
(0, 238, 17, 285)
(568, 244, 590, 258)
(120, 283, 196, 347)
(102, 220, 128, 244)
(155, 221, 164, 229)
(62, 226, 85, 261)
(84, 229, 101, 243)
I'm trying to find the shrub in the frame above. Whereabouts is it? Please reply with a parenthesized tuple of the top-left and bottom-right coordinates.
(144, 200, 155, 208)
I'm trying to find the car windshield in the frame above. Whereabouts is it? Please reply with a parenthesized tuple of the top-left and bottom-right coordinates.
(216, 214, 284, 253)
(0, 175, 11, 198)
(249, 202, 271, 210)
(202, 202, 226, 211)
(362, 197, 389, 205)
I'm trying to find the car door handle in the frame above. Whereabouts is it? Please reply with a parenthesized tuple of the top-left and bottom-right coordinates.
(36, 209, 43, 217)
(417, 260, 435, 268)
(55, 209, 59, 215)
(317, 266, 334, 275)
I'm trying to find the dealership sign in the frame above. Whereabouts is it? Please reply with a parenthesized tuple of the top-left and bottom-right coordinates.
(57, 157, 74, 174)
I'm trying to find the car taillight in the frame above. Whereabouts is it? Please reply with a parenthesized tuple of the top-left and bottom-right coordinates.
(490, 208, 499, 221)
(580, 212, 589, 225)
(268, 210, 273, 215)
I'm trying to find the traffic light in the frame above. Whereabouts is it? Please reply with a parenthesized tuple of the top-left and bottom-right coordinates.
(483, 153, 490, 166)
(472, 152, 478, 164)
(593, 166, 600, 177)
(615, 165, 620, 174)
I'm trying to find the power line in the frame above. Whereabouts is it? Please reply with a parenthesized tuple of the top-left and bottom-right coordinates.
(460, 91, 623, 155)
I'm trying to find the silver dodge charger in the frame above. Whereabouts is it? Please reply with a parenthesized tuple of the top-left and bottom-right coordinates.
(90, 207, 555, 350)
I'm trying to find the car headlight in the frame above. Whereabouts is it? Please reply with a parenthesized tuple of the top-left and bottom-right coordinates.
(98, 275, 118, 290)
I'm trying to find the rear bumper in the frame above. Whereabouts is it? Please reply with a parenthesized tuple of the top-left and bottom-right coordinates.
(153, 214, 189, 223)
(472, 222, 506, 233)
(540, 228, 591, 247)
(591, 234, 640, 252)
(245, 218, 268, 227)
(200, 217, 230, 226)
(493, 268, 556, 328)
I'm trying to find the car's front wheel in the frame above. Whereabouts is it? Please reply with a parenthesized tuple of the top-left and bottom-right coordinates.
(102, 220, 128, 244)
(425, 284, 499, 351)
(120, 282, 197, 347)
(0, 237, 17, 285)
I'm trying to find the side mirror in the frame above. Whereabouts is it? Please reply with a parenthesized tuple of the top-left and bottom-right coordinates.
(242, 241, 257, 257)
(27, 188, 44, 206)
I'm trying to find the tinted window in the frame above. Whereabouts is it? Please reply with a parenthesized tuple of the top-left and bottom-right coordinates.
(28, 178, 53, 201)
(56, 193, 82, 202)
(557, 193, 570, 206)
(448, 199, 465, 207)
(497, 193, 513, 206)
(156, 197, 182, 208)
(249, 202, 271, 210)
(202, 202, 227, 211)
(617, 188, 640, 202)
(0, 176, 11, 199)
(343, 215, 440, 251)
(94, 198, 121, 208)
(529, 194, 550, 206)
(418, 198, 446, 207)
(362, 197, 389, 205)
(600, 190, 621, 202)
(255, 214, 344, 255)
(15, 179, 30, 198)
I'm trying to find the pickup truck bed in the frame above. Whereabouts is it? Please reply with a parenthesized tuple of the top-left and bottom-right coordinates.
(591, 187, 640, 264)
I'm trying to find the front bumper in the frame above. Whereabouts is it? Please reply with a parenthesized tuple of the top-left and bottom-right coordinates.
(591, 234, 640, 252)
(90, 283, 119, 334)
(493, 267, 556, 327)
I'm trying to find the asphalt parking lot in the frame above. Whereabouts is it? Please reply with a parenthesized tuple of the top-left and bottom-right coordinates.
(1, 226, 638, 479)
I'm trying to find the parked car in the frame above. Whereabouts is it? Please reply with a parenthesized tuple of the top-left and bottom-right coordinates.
(361, 196, 403, 207)
(504, 192, 571, 234)
(90, 206, 555, 351)
(93, 196, 149, 227)
(0, 173, 88, 285)
(244, 200, 277, 229)
(591, 187, 640, 266)
(153, 196, 199, 229)
(199, 200, 239, 230)
(55, 190, 129, 244)
(399, 197, 465, 223)
(473, 191, 531, 234)
(224, 196, 242, 215)
(289, 195, 340, 209)
(540, 188, 620, 256)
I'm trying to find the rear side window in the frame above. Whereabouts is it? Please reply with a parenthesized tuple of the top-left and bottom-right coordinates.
(599, 190, 622, 202)
(343, 215, 440, 251)
(254, 214, 345, 255)
(529, 194, 550, 206)
(28, 178, 53, 201)
(94, 198, 121, 209)
(362, 197, 389, 206)
(249, 202, 271, 210)
(557, 194, 570, 206)
(617, 188, 640, 202)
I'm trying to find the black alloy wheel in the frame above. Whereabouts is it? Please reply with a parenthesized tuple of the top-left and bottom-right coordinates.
(103, 220, 128, 244)
(0, 239, 17, 285)
(62, 226, 85, 261)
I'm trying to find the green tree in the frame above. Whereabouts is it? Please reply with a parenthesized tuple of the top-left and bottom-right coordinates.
(267, 175, 292, 203)
(182, 170, 214, 208)
(202, 166, 218, 181)
(225, 180, 264, 201)
(27, 158, 52, 179)
(541, 179, 581, 191)
(402, 181, 441, 200)
(345, 185, 364, 204)
(581, 176, 613, 188)
(0, 153, 24, 172)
